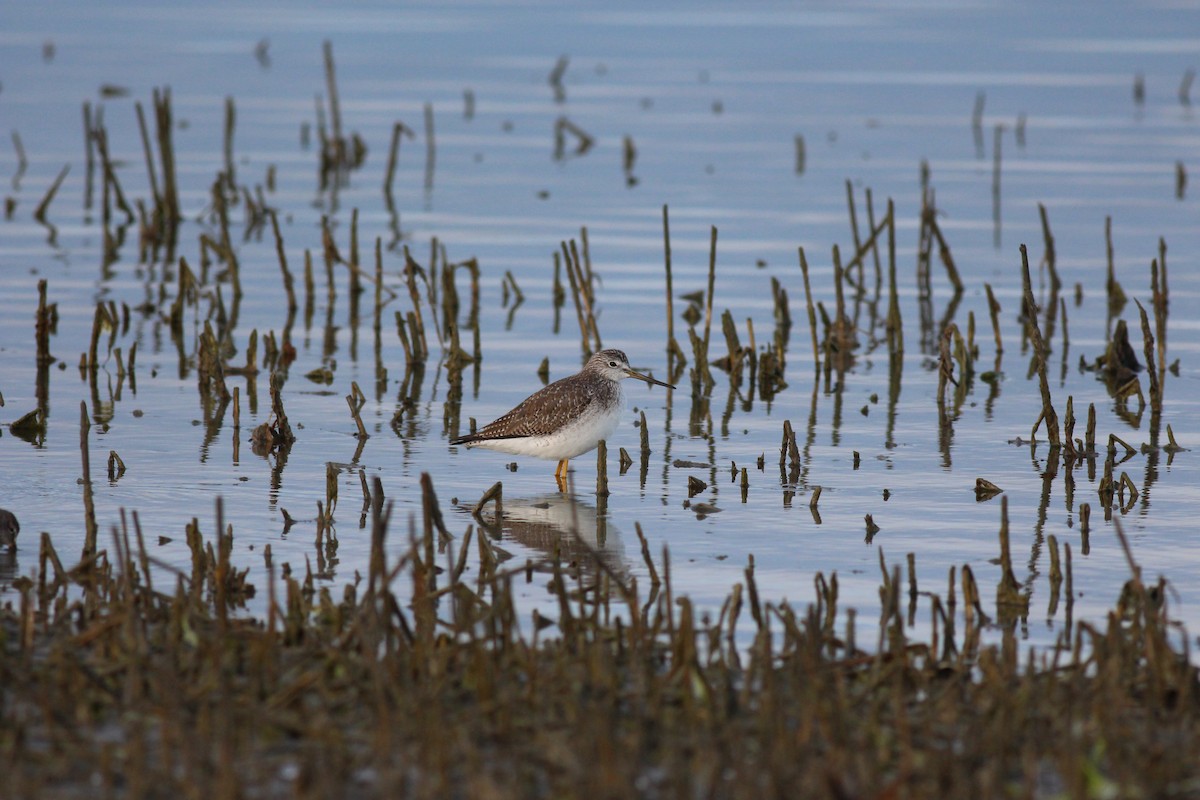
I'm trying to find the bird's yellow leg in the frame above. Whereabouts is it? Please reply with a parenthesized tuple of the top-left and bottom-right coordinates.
(555, 459, 569, 479)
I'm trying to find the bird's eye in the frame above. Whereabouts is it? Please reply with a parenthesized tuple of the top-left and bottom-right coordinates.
(608, 360, 618, 367)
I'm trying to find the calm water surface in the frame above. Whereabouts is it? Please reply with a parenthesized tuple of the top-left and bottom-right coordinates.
(2, 1, 1199, 652)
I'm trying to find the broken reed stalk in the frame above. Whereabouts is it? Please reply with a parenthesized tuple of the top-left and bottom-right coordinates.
(258, 371, 295, 451)
(865, 187, 883, 290)
(208, 173, 240, 298)
(107, 450, 126, 481)
(384, 121, 414, 196)
(1181, 68, 1197, 106)
(36, 279, 53, 364)
(719, 310, 745, 383)
(548, 54, 569, 102)
(349, 208, 362, 297)
(745, 317, 757, 374)
(325, 463, 339, 523)
(995, 495, 1025, 611)
(472, 480, 503, 521)
(375, 237, 385, 334)
(926, 204, 962, 292)
(662, 205, 684, 370)
(437, 245, 460, 328)
(937, 324, 958, 406)
(1063, 395, 1078, 460)
(1085, 402, 1097, 454)
(579, 227, 595, 301)
(323, 41, 343, 158)
(622, 135, 637, 184)
(153, 87, 181, 231)
(551, 250, 565, 323)
(984, 283, 1003, 354)
(464, 256, 483, 330)
(552, 117, 594, 159)
(1059, 296, 1069, 350)
(1020, 244, 1060, 449)
(832, 244, 848, 335)
(502, 271, 524, 305)
(1134, 300, 1161, 417)
(419, 244, 444, 349)
(321, 219, 338, 305)
(561, 239, 601, 352)
(401, 247, 430, 360)
(991, 124, 1002, 249)
(223, 96, 236, 187)
(1037, 203, 1061, 291)
(133, 102, 161, 213)
(91, 126, 134, 224)
(34, 164, 70, 223)
(81, 102, 95, 210)
(797, 247, 819, 369)
(302, 248, 316, 319)
(781, 420, 801, 474)
(839, 201, 892, 282)
(87, 302, 115, 370)
(394, 312, 413, 364)
(270, 212, 297, 313)
(1158, 236, 1169, 309)
(1104, 215, 1126, 311)
(885, 200, 903, 350)
(701, 226, 718, 357)
(825, 245, 859, 375)
(11, 130, 28, 191)
(916, 179, 934, 298)
(347, 381, 369, 439)
(560, 243, 589, 349)
(845, 179, 864, 287)
(573, 240, 599, 343)
(634, 523, 660, 585)
(196, 321, 231, 402)
(79, 401, 98, 556)
(1151, 253, 1167, 377)
(596, 440, 609, 497)
(972, 91, 986, 154)
(168, 258, 196, 334)
(423, 102, 435, 194)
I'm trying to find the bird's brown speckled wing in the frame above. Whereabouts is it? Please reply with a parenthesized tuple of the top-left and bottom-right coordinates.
(451, 372, 613, 444)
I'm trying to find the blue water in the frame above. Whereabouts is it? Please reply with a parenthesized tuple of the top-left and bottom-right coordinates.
(1, 0, 1199, 653)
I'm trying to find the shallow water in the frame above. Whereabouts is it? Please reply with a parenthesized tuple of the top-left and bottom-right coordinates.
(2, 0, 1199, 652)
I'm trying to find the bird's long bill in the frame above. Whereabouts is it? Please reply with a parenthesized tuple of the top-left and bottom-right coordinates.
(625, 368, 675, 389)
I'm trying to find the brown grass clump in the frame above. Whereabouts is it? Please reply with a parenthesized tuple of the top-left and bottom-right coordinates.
(2, 478, 1198, 799)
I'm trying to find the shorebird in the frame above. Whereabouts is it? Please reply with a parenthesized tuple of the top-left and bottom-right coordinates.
(451, 349, 673, 484)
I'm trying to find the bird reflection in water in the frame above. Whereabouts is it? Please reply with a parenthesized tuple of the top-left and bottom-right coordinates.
(470, 492, 626, 578)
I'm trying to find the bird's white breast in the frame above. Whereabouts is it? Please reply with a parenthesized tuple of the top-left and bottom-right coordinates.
(471, 383, 624, 461)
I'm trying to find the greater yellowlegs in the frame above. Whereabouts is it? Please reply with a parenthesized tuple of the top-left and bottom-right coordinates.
(451, 349, 673, 483)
